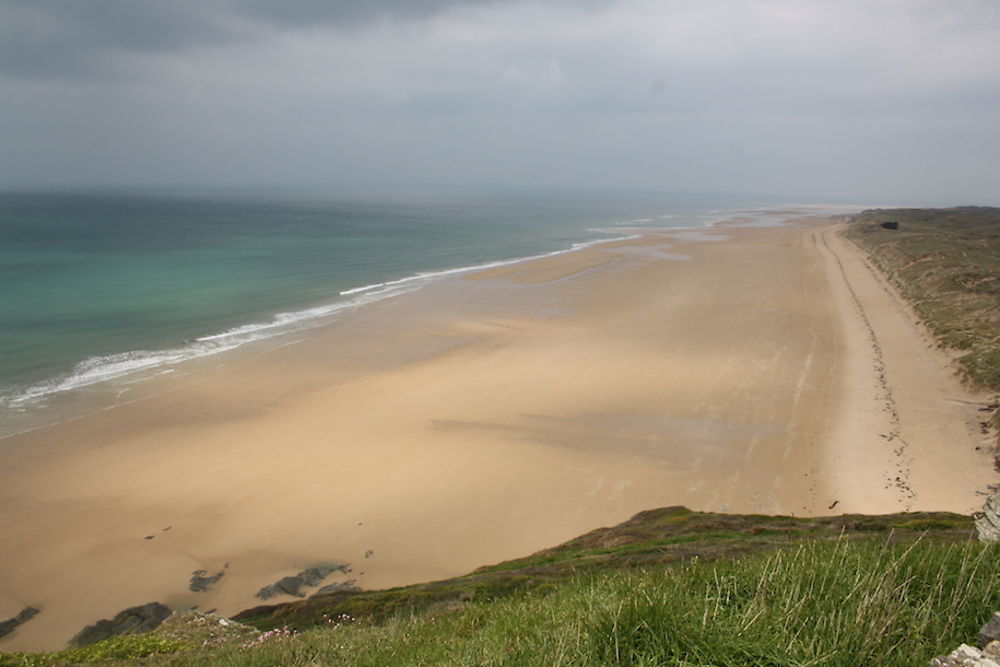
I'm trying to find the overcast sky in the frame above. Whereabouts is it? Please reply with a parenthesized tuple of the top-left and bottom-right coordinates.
(1, 0, 998, 203)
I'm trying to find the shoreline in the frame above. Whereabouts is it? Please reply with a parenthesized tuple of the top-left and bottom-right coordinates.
(1, 213, 994, 651)
(0, 206, 856, 441)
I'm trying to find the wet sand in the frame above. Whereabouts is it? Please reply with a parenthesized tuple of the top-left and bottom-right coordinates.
(1, 215, 995, 651)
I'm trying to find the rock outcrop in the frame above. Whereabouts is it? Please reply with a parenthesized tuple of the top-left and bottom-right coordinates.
(0, 607, 39, 639)
(189, 567, 227, 592)
(70, 602, 172, 647)
(256, 564, 351, 600)
(982, 614, 1000, 650)
(975, 490, 1000, 543)
(314, 580, 362, 596)
(930, 641, 1000, 666)
(931, 613, 1000, 666)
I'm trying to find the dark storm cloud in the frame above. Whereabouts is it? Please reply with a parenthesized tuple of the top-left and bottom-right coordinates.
(0, 1, 232, 79)
(0, 0, 536, 80)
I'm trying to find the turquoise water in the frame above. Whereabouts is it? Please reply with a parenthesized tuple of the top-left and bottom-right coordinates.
(0, 187, 763, 435)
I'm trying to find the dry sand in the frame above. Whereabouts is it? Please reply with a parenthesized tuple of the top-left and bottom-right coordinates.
(0, 216, 995, 651)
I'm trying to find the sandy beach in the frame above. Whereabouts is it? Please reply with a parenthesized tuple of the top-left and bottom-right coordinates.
(1, 214, 995, 651)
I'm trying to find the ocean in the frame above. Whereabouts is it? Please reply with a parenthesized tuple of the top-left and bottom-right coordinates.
(0, 186, 770, 437)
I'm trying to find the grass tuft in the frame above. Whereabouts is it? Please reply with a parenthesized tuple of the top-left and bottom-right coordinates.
(0, 636, 184, 666)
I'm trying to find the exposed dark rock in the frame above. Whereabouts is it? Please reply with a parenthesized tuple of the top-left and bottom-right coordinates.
(880, 221, 899, 230)
(257, 576, 302, 600)
(189, 567, 227, 592)
(979, 613, 1000, 648)
(300, 566, 336, 587)
(314, 580, 362, 596)
(70, 602, 172, 647)
(0, 606, 40, 639)
(17, 607, 38, 624)
(256, 564, 351, 600)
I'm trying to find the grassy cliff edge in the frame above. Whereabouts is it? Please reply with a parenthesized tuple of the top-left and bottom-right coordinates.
(3, 508, 997, 666)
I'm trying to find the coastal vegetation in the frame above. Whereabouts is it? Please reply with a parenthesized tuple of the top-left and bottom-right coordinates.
(843, 208, 1000, 396)
(844, 207, 1000, 465)
(2, 508, 996, 665)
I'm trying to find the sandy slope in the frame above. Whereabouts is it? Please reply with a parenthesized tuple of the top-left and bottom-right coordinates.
(816, 225, 995, 512)
(0, 216, 994, 652)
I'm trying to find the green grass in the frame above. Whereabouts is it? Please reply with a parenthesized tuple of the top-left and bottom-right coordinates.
(52, 537, 996, 666)
(0, 636, 184, 666)
(230, 507, 975, 632)
(2, 509, 985, 666)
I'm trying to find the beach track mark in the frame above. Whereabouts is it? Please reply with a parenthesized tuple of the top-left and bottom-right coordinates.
(818, 228, 915, 509)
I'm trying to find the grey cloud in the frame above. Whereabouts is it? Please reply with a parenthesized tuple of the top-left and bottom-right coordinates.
(234, 0, 503, 27)
(0, 0, 237, 79)
(231, 0, 616, 28)
(0, 0, 529, 81)
(0, 0, 998, 203)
